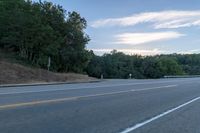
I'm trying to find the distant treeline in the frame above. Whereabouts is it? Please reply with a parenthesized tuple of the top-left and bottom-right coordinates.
(1, 0, 200, 79)
(87, 50, 200, 79)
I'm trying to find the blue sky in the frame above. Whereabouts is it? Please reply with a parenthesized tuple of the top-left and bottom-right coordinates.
(35, 0, 200, 55)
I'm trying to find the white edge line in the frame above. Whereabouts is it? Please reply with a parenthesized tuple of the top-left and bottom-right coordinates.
(0, 84, 177, 95)
(0, 81, 180, 95)
(120, 96, 200, 133)
(131, 85, 177, 92)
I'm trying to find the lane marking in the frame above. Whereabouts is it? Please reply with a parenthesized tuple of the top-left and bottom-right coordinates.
(0, 97, 78, 110)
(0, 79, 186, 95)
(131, 85, 177, 92)
(0, 85, 177, 110)
(1, 76, 199, 95)
(120, 96, 200, 133)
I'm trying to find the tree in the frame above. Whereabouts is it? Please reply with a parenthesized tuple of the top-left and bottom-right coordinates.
(158, 57, 184, 76)
(0, 0, 90, 72)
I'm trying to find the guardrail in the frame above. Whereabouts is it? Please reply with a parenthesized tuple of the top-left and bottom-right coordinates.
(164, 75, 200, 78)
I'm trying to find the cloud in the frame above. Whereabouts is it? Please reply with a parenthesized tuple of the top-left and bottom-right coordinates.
(91, 10, 200, 29)
(91, 48, 165, 56)
(114, 31, 184, 45)
(90, 48, 200, 55)
(178, 49, 200, 54)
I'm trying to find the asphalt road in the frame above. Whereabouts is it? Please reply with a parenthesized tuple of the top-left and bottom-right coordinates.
(0, 78, 200, 133)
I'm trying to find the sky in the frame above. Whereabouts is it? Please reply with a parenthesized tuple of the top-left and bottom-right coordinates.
(35, 0, 200, 55)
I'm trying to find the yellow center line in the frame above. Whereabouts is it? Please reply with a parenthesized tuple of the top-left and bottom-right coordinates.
(0, 85, 177, 110)
(0, 97, 78, 110)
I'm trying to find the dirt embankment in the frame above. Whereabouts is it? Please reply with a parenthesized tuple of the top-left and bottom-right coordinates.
(0, 60, 96, 85)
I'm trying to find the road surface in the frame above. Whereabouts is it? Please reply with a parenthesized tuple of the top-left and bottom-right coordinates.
(0, 78, 200, 133)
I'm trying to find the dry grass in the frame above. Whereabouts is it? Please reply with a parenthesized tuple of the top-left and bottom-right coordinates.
(0, 60, 96, 85)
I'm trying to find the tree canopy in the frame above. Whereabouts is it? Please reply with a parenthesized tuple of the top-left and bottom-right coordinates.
(0, 0, 91, 72)
(87, 50, 200, 79)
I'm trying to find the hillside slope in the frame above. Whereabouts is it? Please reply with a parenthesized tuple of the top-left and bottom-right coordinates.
(0, 60, 96, 85)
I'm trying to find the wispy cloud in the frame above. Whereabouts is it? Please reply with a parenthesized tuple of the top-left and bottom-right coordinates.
(91, 10, 200, 29)
(91, 48, 165, 56)
(114, 31, 184, 45)
(178, 49, 200, 54)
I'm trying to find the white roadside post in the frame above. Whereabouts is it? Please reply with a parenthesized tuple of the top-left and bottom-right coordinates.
(101, 74, 104, 80)
(47, 56, 51, 71)
(129, 73, 132, 79)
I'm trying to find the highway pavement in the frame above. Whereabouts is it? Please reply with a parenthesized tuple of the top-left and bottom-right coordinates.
(0, 78, 200, 133)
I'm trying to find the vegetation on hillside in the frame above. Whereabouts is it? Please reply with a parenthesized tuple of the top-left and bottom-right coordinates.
(0, 60, 96, 84)
(0, 0, 92, 73)
(1, 0, 200, 79)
